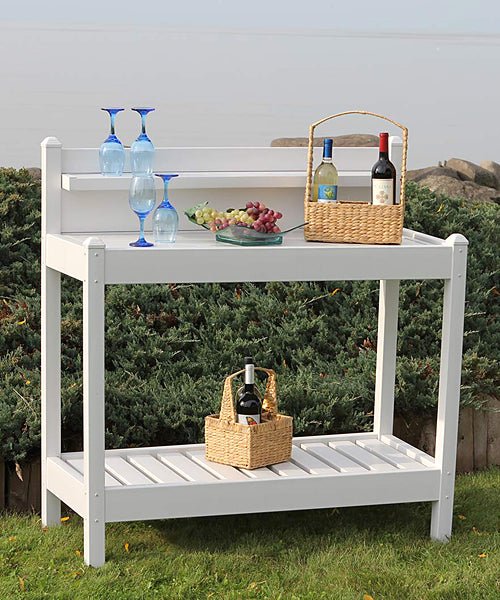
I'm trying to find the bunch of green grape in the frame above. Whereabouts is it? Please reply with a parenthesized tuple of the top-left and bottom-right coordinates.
(194, 206, 254, 232)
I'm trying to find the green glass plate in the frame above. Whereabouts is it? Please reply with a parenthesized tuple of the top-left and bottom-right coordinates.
(215, 223, 307, 246)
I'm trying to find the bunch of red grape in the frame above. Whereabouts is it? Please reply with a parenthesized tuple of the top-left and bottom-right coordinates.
(194, 202, 283, 233)
(245, 202, 283, 233)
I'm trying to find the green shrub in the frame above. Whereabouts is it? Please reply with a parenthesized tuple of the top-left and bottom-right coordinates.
(0, 170, 498, 461)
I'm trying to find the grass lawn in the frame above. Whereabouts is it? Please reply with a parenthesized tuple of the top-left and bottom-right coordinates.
(0, 467, 499, 600)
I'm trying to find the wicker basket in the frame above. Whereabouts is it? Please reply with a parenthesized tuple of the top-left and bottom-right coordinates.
(205, 367, 293, 469)
(304, 110, 408, 244)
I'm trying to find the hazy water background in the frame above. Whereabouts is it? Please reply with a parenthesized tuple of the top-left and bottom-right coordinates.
(1, 20, 499, 169)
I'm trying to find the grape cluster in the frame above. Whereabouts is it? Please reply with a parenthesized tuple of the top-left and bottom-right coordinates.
(245, 202, 283, 233)
(194, 202, 283, 233)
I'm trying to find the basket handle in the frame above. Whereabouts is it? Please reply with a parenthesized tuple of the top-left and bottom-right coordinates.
(304, 110, 408, 206)
(219, 367, 278, 424)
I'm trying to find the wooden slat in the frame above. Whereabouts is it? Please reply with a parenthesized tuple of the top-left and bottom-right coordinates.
(66, 457, 123, 488)
(268, 461, 309, 478)
(128, 455, 186, 484)
(158, 452, 218, 483)
(185, 449, 249, 481)
(292, 446, 337, 476)
(239, 467, 279, 480)
(380, 435, 436, 468)
(328, 441, 396, 472)
(357, 439, 427, 470)
(302, 443, 368, 473)
(105, 456, 154, 486)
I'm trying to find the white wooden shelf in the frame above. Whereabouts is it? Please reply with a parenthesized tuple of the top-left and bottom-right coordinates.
(41, 140, 468, 567)
(47, 433, 439, 523)
(62, 171, 371, 191)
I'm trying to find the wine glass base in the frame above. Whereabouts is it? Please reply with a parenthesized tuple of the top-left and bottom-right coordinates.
(129, 239, 154, 248)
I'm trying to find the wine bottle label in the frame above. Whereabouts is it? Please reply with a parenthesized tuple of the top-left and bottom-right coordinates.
(237, 414, 261, 426)
(317, 184, 338, 202)
(372, 179, 394, 205)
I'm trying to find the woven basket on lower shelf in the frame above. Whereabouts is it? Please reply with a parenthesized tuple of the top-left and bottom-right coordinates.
(205, 367, 293, 469)
(304, 110, 408, 245)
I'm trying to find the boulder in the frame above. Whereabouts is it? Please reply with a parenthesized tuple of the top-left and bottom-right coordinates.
(407, 166, 461, 183)
(415, 174, 500, 204)
(271, 134, 379, 147)
(480, 161, 500, 190)
(25, 167, 41, 180)
(446, 158, 497, 189)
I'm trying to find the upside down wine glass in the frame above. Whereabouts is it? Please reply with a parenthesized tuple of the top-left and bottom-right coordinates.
(129, 175, 156, 247)
(131, 107, 155, 174)
(153, 174, 179, 243)
(99, 108, 125, 176)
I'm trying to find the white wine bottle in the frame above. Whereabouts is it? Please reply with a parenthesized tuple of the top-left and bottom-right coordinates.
(312, 138, 339, 202)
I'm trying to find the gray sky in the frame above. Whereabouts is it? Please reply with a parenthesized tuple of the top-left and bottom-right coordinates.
(3, 0, 499, 33)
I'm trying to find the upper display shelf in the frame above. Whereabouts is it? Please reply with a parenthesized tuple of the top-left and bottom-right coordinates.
(61, 171, 370, 192)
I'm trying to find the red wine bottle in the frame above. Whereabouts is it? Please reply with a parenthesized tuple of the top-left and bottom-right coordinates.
(236, 357, 262, 426)
(371, 132, 397, 205)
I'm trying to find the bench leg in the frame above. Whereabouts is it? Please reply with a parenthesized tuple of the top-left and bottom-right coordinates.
(82, 238, 106, 567)
(431, 236, 467, 541)
(41, 265, 61, 526)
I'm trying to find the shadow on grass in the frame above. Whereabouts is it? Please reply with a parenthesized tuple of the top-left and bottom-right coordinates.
(118, 467, 499, 557)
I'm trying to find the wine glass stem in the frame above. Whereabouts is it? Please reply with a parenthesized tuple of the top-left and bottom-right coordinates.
(110, 112, 116, 135)
(141, 113, 147, 135)
(163, 179, 174, 208)
(139, 215, 146, 241)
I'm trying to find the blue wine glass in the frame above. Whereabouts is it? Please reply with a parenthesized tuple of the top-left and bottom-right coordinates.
(99, 108, 125, 176)
(129, 175, 156, 247)
(131, 108, 155, 175)
(153, 174, 179, 244)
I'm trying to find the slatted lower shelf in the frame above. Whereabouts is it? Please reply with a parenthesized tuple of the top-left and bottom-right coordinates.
(47, 433, 440, 523)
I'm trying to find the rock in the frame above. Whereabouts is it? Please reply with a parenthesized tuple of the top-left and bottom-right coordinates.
(271, 134, 379, 147)
(407, 166, 461, 183)
(415, 174, 500, 203)
(25, 167, 41, 180)
(480, 161, 500, 190)
(446, 158, 497, 189)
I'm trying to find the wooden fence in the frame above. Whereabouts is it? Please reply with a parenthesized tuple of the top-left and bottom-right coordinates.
(1, 398, 499, 513)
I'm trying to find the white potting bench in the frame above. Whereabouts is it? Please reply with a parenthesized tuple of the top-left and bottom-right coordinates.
(41, 137, 467, 567)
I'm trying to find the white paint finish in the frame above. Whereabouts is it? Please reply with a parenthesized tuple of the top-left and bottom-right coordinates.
(302, 442, 368, 473)
(235, 467, 279, 480)
(158, 452, 219, 483)
(380, 435, 435, 468)
(104, 456, 156, 486)
(356, 439, 427, 470)
(127, 454, 187, 484)
(328, 441, 397, 472)
(185, 449, 249, 481)
(41, 137, 63, 529)
(389, 136, 403, 206)
(66, 457, 123, 488)
(60, 146, 380, 175)
(41, 266, 62, 527)
(61, 170, 372, 192)
(45, 231, 454, 285)
(82, 238, 106, 567)
(105, 468, 441, 523)
(431, 236, 468, 542)
(45, 234, 86, 281)
(374, 279, 400, 437)
(291, 446, 337, 475)
(268, 461, 310, 478)
(46, 458, 86, 518)
(292, 432, 377, 446)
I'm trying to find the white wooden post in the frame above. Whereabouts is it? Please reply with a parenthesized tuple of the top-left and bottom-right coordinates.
(374, 279, 400, 437)
(41, 137, 62, 526)
(82, 237, 106, 567)
(431, 234, 468, 541)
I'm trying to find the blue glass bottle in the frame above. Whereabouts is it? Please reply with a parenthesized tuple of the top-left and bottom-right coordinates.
(131, 108, 155, 175)
(99, 108, 125, 176)
(153, 174, 179, 243)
